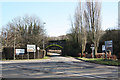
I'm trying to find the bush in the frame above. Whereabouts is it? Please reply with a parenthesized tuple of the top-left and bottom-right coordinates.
(86, 54, 92, 58)
(63, 41, 80, 57)
(117, 53, 120, 60)
(2, 47, 45, 60)
(2, 47, 14, 60)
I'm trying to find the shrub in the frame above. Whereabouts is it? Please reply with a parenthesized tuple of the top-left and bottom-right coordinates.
(2, 47, 14, 60)
(63, 41, 80, 57)
(86, 54, 92, 58)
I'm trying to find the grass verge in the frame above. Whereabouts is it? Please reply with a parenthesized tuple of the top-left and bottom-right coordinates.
(2, 56, 49, 61)
(76, 57, 120, 66)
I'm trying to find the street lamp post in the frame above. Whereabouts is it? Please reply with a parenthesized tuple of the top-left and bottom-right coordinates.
(43, 22, 46, 50)
(43, 22, 46, 57)
(14, 28, 16, 60)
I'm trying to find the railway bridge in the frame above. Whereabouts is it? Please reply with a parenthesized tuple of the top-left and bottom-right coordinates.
(45, 40, 66, 55)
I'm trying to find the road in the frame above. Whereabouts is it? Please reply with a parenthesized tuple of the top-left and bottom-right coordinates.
(1, 53, 120, 79)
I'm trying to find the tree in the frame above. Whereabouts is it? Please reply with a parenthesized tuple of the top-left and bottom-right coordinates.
(1, 23, 15, 47)
(84, 0, 102, 57)
(100, 29, 120, 55)
(69, 2, 87, 56)
(75, 2, 87, 56)
(1, 15, 46, 48)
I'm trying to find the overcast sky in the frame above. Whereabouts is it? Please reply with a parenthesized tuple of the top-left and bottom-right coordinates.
(0, 0, 119, 37)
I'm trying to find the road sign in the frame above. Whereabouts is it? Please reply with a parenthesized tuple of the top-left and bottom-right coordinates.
(102, 45, 105, 52)
(16, 49, 25, 55)
(90, 44, 94, 50)
(105, 40, 113, 53)
(27, 45, 36, 52)
(37, 47, 40, 50)
(91, 44, 94, 47)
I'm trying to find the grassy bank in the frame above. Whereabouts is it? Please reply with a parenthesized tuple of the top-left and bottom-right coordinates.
(76, 57, 120, 66)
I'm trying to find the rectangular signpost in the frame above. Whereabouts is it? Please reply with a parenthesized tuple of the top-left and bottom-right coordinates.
(105, 40, 113, 53)
(102, 45, 105, 52)
(27, 45, 36, 59)
(16, 49, 25, 55)
(16, 49, 25, 59)
(105, 40, 113, 59)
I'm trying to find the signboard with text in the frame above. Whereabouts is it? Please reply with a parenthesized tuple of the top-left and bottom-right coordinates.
(102, 45, 105, 52)
(105, 40, 113, 53)
(27, 45, 36, 52)
(16, 49, 25, 55)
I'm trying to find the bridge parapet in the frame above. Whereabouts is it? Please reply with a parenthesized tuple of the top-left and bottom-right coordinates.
(46, 40, 66, 48)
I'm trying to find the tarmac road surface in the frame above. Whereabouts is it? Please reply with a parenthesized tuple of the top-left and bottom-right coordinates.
(1, 53, 120, 80)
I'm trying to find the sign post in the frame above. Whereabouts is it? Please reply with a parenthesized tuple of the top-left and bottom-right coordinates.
(34, 52, 35, 59)
(16, 49, 25, 59)
(90, 44, 94, 58)
(37, 47, 40, 59)
(27, 45, 36, 59)
(105, 40, 113, 59)
(16, 49, 25, 55)
(105, 40, 113, 53)
(102, 45, 106, 59)
(28, 52, 29, 60)
(102, 45, 105, 52)
(22, 55, 23, 59)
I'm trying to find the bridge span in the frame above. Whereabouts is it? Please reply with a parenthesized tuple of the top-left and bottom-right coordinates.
(45, 40, 66, 55)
